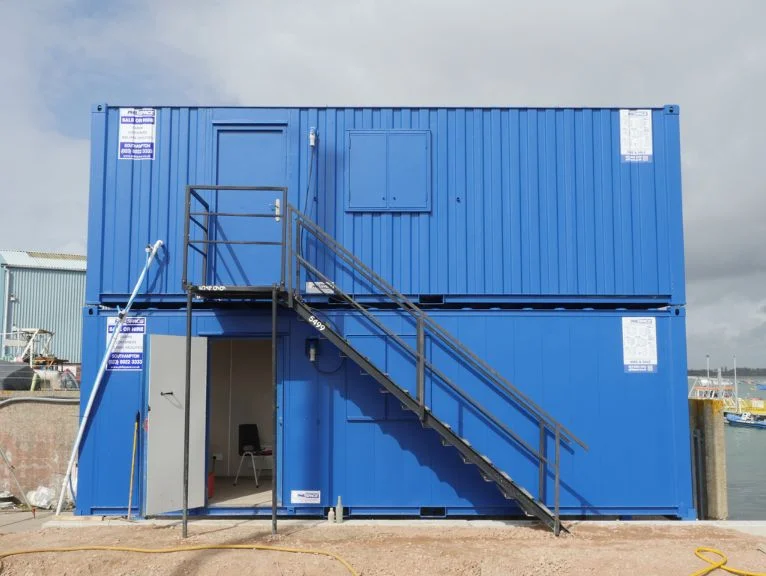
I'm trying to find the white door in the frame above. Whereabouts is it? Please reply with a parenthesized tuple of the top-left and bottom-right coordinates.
(145, 335, 207, 516)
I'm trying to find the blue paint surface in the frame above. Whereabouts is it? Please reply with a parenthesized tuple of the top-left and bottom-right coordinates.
(76, 307, 693, 519)
(86, 105, 684, 305)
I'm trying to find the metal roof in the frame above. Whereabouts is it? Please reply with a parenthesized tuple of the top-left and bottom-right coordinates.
(0, 250, 86, 272)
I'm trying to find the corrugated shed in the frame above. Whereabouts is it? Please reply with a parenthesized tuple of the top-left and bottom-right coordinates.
(0, 250, 87, 272)
(86, 106, 684, 304)
(2, 268, 85, 362)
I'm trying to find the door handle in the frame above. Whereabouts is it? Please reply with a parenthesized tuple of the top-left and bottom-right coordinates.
(160, 391, 174, 397)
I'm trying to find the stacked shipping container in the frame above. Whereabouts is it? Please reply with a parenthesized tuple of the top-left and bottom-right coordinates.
(87, 106, 684, 304)
(77, 105, 692, 519)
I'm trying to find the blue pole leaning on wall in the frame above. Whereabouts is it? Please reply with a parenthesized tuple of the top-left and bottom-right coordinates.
(55, 240, 164, 516)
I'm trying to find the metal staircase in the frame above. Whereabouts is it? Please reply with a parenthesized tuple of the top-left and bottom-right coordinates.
(182, 185, 588, 535)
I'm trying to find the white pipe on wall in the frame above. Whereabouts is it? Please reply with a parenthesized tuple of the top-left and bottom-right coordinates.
(55, 240, 164, 515)
(2, 266, 10, 358)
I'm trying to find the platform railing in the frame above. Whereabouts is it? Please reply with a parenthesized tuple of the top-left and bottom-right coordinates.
(182, 185, 288, 291)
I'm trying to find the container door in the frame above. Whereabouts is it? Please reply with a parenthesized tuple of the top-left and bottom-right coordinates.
(145, 335, 207, 516)
(213, 127, 287, 288)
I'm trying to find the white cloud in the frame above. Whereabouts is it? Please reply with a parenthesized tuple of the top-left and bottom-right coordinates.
(1, 0, 765, 365)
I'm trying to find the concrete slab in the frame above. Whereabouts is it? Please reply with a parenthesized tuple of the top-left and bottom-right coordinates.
(42, 514, 324, 531)
(707, 520, 766, 538)
(0, 510, 55, 533)
(38, 516, 766, 536)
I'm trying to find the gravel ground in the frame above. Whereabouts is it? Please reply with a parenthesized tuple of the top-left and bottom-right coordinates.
(0, 520, 764, 575)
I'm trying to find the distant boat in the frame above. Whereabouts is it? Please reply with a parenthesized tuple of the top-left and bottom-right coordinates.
(757, 384, 766, 391)
(725, 412, 766, 429)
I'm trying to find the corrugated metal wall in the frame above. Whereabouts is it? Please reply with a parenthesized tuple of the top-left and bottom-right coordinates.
(77, 307, 693, 518)
(300, 108, 684, 301)
(86, 106, 684, 305)
(4, 268, 85, 362)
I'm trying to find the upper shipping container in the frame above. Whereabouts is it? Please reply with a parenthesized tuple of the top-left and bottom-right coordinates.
(86, 105, 685, 305)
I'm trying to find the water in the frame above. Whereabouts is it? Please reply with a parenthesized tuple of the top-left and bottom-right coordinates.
(726, 425, 766, 519)
(725, 379, 766, 519)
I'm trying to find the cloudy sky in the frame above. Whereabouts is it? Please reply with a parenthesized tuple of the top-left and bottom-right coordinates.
(1, 1, 764, 368)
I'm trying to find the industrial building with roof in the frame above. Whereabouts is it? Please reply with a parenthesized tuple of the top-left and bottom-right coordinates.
(0, 250, 86, 363)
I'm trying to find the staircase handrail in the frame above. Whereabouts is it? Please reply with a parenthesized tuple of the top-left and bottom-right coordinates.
(287, 203, 587, 450)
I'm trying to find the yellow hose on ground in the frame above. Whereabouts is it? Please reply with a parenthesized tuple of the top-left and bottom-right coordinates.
(690, 547, 766, 576)
(1, 543, 762, 575)
(0, 543, 359, 575)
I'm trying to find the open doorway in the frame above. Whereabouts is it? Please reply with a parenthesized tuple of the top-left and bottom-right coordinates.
(207, 338, 273, 508)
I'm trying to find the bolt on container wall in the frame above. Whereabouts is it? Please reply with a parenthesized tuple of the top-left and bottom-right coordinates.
(86, 105, 684, 306)
(76, 306, 692, 519)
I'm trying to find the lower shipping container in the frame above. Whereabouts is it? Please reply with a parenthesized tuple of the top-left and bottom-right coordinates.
(76, 306, 693, 519)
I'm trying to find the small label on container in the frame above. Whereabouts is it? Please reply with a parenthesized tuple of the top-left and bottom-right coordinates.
(619, 109, 653, 163)
(305, 281, 335, 295)
(106, 317, 145, 371)
(622, 317, 657, 373)
(119, 108, 156, 160)
(291, 490, 321, 504)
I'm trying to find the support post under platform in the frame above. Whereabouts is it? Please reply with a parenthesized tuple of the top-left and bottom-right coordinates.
(272, 285, 278, 535)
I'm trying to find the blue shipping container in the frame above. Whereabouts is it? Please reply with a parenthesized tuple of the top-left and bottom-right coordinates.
(76, 306, 693, 519)
(86, 105, 685, 305)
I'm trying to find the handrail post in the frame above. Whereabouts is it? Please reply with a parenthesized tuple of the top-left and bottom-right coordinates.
(554, 423, 561, 536)
(280, 191, 287, 289)
(182, 186, 191, 288)
(287, 208, 294, 308)
(538, 420, 546, 502)
(295, 220, 302, 298)
(417, 315, 425, 421)
(202, 202, 210, 286)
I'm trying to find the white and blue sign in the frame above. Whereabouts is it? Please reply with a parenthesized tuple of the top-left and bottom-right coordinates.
(622, 317, 658, 373)
(290, 490, 321, 504)
(620, 109, 653, 163)
(118, 108, 156, 160)
(106, 317, 146, 371)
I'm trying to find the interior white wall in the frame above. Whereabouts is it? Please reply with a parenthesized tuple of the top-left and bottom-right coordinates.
(208, 339, 272, 477)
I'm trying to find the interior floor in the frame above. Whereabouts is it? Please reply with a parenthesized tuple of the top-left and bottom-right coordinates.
(209, 476, 273, 508)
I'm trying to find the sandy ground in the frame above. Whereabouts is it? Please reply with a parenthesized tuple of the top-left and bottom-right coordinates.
(0, 518, 765, 575)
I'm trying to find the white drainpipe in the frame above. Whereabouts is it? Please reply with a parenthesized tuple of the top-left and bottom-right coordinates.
(1, 266, 10, 358)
